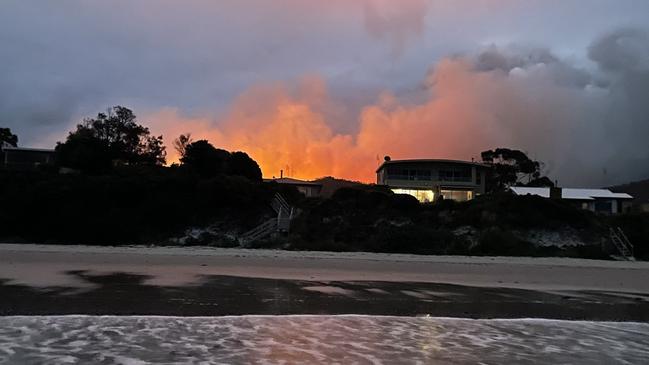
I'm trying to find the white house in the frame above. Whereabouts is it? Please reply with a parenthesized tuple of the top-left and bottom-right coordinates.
(376, 158, 489, 203)
(510, 187, 634, 214)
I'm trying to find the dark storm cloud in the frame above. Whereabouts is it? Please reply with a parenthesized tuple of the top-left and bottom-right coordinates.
(0, 0, 430, 145)
(589, 28, 649, 72)
(586, 28, 649, 183)
(474, 46, 592, 88)
(465, 29, 649, 186)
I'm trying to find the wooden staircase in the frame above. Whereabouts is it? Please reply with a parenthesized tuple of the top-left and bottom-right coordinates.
(610, 227, 635, 261)
(239, 193, 295, 247)
(238, 219, 278, 246)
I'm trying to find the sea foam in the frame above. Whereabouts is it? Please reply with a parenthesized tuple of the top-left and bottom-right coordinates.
(0, 315, 647, 364)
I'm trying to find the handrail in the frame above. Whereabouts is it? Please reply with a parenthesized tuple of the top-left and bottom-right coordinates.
(240, 193, 296, 245)
(610, 227, 634, 260)
(240, 219, 277, 245)
(274, 193, 291, 212)
(616, 227, 634, 258)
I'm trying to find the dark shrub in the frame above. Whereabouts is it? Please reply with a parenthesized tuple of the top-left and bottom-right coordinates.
(371, 224, 456, 255)
(608, 213, 649, 260)
(472, 227, 536, 256)
(0, 169, 270, 245)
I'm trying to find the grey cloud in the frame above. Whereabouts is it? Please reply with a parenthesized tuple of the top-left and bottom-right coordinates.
(362, 0, 429, 56)
(0, 1, 400, 146)
(475, 46, 558, 72)
(589, 28, 649, 72)
(588, 29, 649, 184)
(468, 30, 649, 186)
(411, 32, 649, 187)
(474, 46, 592, 88)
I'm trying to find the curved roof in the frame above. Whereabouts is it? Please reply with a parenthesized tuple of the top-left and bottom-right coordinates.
(376, 159, 490, 173)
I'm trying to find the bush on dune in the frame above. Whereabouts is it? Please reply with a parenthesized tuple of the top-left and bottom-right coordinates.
(289, 186, 611, 258)
(450, 193, 599, 230)
(0, 168, 272, 245)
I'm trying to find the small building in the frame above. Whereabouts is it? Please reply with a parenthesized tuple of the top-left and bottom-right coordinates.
(264, 177, 323, 198)
(1, 146, 56, 169)
(376, 158, 490, 203)
(609, 179, 649, 213)
(510, 187, 634, 215)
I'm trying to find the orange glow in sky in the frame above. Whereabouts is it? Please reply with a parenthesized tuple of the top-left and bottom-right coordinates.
(149, 56, 552, 182)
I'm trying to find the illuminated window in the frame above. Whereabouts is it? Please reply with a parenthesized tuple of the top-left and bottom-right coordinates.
(392, 189, 435, 203)
(440, 190, 474, 202)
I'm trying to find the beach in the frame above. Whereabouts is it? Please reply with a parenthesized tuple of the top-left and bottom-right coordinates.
(1, 244, 649, 320)
(3, 244, 649, 363)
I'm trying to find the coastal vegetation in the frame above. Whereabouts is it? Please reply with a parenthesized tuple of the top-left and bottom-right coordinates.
(1, 165, 647, 260)
(1, 107, 648, 260)
(55, 106, 167, 173)
(286, 187, 649, 259)
(0, 128, 18, 147)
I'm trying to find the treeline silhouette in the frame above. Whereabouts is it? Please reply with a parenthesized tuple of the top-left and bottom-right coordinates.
(0, 106, 287, 244)
(0, 168, 268, 243)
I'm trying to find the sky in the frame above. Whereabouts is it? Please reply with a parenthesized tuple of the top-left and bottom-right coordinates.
(2, 0, 649, 185)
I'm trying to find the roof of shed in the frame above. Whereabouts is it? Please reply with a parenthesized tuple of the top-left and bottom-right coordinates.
(510, 187, 633, 200)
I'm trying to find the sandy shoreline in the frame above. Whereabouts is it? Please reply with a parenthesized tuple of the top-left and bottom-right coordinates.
(2, 243, 649, 292)
(2, 244, 649, 319)
(3, 243, 648, 267)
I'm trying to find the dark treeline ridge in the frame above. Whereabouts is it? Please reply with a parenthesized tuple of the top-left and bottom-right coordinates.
(286, 186, 649, 260)
(1, 106, 276, 244)
(1, 163, 648, 259)
(0, 166, 276, 245)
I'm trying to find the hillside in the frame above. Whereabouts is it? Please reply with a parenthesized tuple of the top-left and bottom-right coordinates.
(313, 176, 364, 198)
(610, 178, 649, 203)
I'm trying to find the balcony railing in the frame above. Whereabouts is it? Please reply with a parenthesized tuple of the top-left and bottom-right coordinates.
(386, 175, 472, 183)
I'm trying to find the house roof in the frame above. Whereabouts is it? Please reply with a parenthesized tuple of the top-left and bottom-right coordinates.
(510, 187, 633, 200)
(2, 146, 55, 153)
(510, 187, 551, 198)
(264, 177, 323, 187)
(376, 159, 490, 173)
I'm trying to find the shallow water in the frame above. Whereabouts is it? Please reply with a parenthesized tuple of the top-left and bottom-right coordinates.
(0, 316, 648, 364)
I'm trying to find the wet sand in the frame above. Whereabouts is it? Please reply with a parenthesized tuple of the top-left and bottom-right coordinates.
(1, 244, 649, 320)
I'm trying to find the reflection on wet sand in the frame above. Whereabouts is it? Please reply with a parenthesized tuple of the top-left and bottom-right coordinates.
(1, 271, 649, 321)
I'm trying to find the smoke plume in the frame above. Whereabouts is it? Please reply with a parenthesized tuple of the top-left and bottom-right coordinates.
(150, 28, 649, 186)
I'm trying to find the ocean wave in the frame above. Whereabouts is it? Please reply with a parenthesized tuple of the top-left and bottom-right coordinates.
(0, 315, 647, 364)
